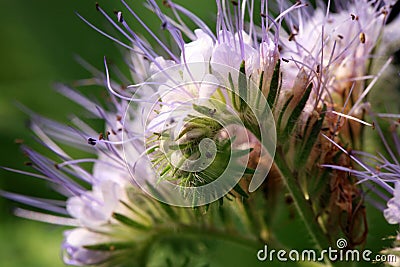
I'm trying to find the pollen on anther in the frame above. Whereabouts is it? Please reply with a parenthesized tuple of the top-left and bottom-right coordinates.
(350, 14, 358, 20)
(359, 33, 366, 44)
(88, 138, 97, 146)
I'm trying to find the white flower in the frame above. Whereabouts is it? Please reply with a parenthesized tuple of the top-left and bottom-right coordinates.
(66, 180, 122, 227)
(280, 0, 393, 121)
(182, 29, 214, 63)
(2, 1, 399, 266)
(63, 228, 113, 266)
(385, 182, 400, 224)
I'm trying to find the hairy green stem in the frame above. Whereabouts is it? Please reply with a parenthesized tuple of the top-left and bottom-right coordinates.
(244, 117, 332, 265)
(274, 146, 332, 266)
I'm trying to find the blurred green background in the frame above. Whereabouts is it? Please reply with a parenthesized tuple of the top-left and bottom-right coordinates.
(0, 0, 398, 267)
(0, 1, 213, 266)
(0, 1, 117, 266)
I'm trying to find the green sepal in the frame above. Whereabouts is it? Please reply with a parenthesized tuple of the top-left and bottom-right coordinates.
(228, 72, 239, 110)
(112, 212, 150, 230)
(233, 184, 249, 198)
(145, 182, 179, 220)
(282, 83, 312, 139)
(84, 242, 134, 251)
(267, 59, 281, 108)
(231, 147, 253, 157)
(294, 104, 326, 168)
(277, 94, 294, 131)
(239, 60, 247, 111)
(243, 167, 256, 174)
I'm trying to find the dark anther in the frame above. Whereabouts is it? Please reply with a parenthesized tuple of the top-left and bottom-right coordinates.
(111, 129, 117, 135)
(116, 115, 122, 121)
(260, 13, 267, 18)
(95, 2, 100, 11)
(24, 162, 33, 166)
(54, 164, 60, 170)
(88, 137, 97, 146)
(338, 34, 344, 39)
(162, 0, 171, 8)
(118, 128, 123, 132)
(372, 122, 375, 130)
(99, 133, 104, 140)
(231, 0, 238, 6)
(316, 64, 320, 74)
(162, 22, 168, 29)
(282, 58, 289, 63)
(288, 32, 297, 41)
